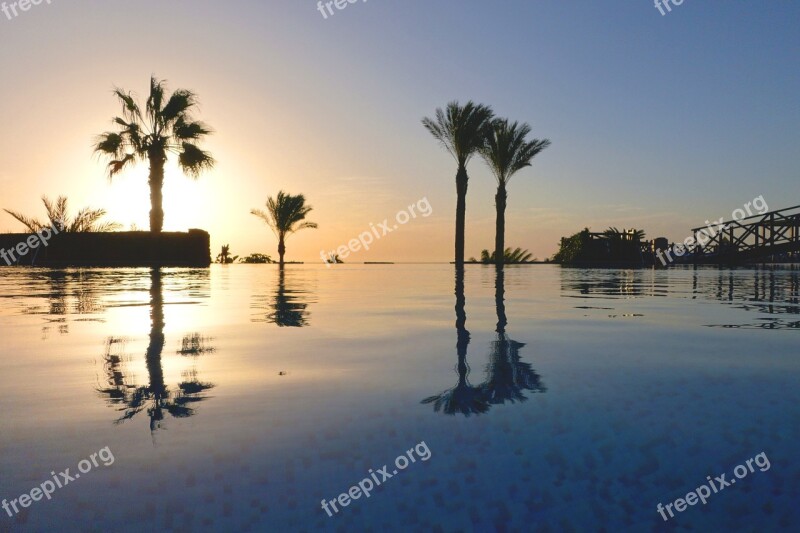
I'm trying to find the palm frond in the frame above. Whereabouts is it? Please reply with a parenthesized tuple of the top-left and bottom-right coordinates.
(173, 117, 212, 141)
(6, 195, 119, 233)
(252, 191, 318, 238)
(146, 76, 166, 125)
(112, 88, 142, 123)
(107, 153, 138, 178)
(161, 89, 197, 123)
(480, 118, 550, 185)
(178, 143, 215, 178)
(94, 132, 125, 158)
(2, 208, 45, 232)
(422, 101, 494, 165)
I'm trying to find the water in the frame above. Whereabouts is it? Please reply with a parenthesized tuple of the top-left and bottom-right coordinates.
(0, 265, 798, 532)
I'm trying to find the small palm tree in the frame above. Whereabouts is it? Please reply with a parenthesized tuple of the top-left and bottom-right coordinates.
(251, 191, 317, 266)
(216, 245, 238, 264)
(479, 119, 550, 267)
(479, 247, 534, 264)
(4, 195, 121, 232)
(422, 101, 495, 267)
(93, 76, 215, 233)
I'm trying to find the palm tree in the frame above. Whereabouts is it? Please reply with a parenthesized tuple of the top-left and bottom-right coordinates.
(93, 76, 215, 233)
(250, 191, 317, 266)
(479, 119, 550, 267)
(422, 101, 495, 267)
(216, 245, 238, 264)
(4, 195, 121, 232)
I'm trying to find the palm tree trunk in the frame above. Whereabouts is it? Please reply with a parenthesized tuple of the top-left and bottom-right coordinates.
(455, 165, 469, 266)
(495, 183, 507, 267)
(495, 266, 507, 333)
(278, 234, 286, 266)
(145, 268, 167, 414)
(148, 150, 166, 233)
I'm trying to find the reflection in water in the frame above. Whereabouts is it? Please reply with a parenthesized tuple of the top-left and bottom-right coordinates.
(481, 268, 546, 405)
(423, 267, 545, 416)
(561, 265, 800, 329)
(252, 266, 313, 327)
(422, 268, 489, 416)
(96, 269, 215, 433)
(22, 270, 105, 338)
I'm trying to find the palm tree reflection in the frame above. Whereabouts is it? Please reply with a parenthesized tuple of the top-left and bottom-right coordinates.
(423, 267, 545, 416)
(253, 266, 312, 327)
(97, 268, 215, 432)
(480, 268, 546, 405)
(421, 268, 490, 416)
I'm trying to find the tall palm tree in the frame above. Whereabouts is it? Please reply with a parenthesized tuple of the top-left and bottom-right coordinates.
(422, 101, 494, 266)
(4, 195, 121, 232)
(93, 76, 215, 233)
(479, 119, 550, 267)
(251, 191, 317, 266)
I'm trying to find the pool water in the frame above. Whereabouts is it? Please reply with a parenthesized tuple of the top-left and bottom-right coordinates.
(0, 264, 798, 532)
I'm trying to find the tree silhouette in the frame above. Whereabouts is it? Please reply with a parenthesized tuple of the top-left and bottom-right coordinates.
(4, 195, 120, 233)
(251, 191, 317, 266)
(422, 101, 495, 267)
(480, 119, 550, 267)
(93, 76, 215, 233)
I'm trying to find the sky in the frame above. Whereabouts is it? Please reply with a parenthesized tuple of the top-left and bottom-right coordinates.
(0, 0, 798, 262)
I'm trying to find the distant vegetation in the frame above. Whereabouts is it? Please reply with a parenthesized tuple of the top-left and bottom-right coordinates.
(94, 76, 215, 233)
(240, 253, 274, 264)
(470, 247, 535, 264)
(552, 228, 590, 264)
(553, 227, 646, 265)
(4, 195, 120, 233)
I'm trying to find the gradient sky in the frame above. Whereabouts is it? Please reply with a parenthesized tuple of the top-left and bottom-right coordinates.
(1, 1, 798, 262)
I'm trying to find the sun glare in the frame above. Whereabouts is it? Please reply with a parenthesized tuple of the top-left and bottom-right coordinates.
(101, 162, 211, 232)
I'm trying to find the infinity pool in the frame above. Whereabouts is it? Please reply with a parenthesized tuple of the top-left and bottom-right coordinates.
(0, 265, 797, 531)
